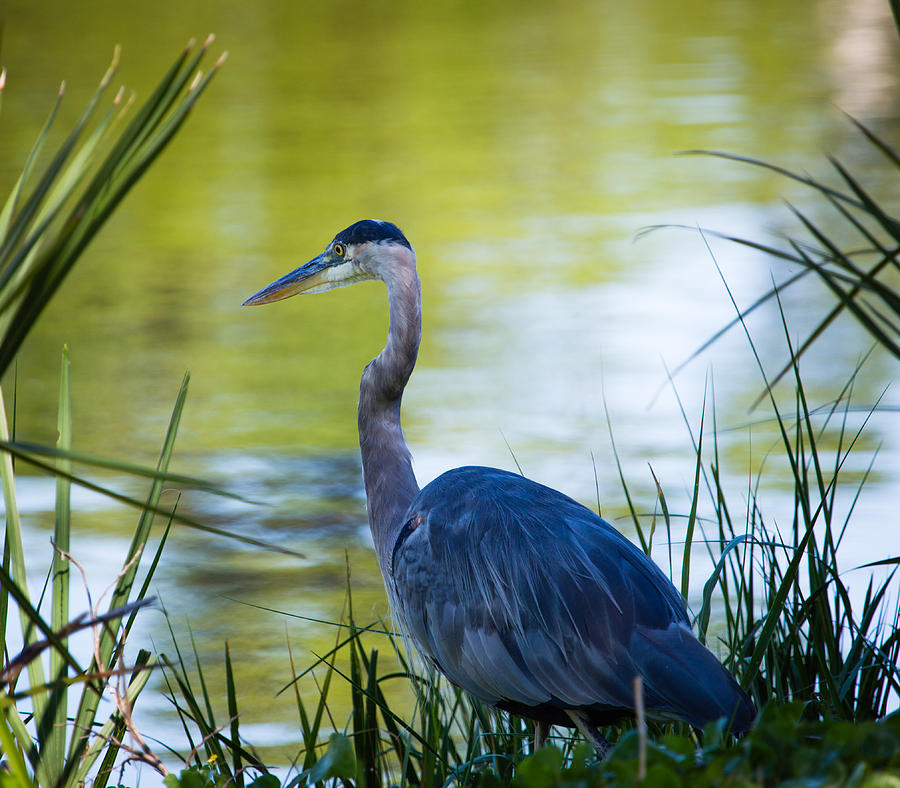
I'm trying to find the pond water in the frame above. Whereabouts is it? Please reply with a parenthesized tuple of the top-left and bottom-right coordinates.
(2, 0, 899, 771)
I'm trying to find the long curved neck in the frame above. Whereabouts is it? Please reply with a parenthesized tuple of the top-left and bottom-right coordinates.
(358, 250, 421, 580)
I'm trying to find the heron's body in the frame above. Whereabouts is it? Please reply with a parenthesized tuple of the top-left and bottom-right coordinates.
(245, 219, 755, 749)
(395, 465, 751, 732)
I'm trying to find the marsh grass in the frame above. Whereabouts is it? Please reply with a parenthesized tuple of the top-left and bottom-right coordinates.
(159, 313, 898, 786)
(1, 354, 186, 787)
(0, 39, 240, 788)
(156, 318, 899, 783)
(647, 116, 900, 409)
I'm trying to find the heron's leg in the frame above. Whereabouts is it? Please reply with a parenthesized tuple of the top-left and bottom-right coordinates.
(565, 710, 611, 758)
(534, 721, 548, 751)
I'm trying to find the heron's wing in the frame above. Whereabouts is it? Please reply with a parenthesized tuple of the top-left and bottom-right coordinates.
(391, 466, 694, 713)
(391, 466, 755, 731)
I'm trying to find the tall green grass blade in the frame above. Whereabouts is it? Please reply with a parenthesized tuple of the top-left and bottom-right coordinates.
(0, 442, 297, 555)
(157, 641, 203, 766)
(0, 440, 252, 502)
(647, 465, 670, 574)
(699, 238, 818, 688)
(680, 150, 864, 211)
(0, 536, 8, 681)
(778, 307, 828, 530)
(603, 389, 646, 550)
(44, 347, 72, 786)
(306, 649, 337, 774)
(680, 398, 705, 602)
(188, 626, 221, 739)
(99, 40, 198, 183)
(646, 465, 664, 558)
(0, 80, 62, 242)
(0, 385, 49, 729)
(306, 639, 436, 765)
(362, 649, 380, 786)
(366, 666, 420, 786)
(860, 556, 900, 568)
(792, 242, 900, 359)
(0, 95, 131, 330)
(786, 204, 900, 315)
(0, 693, 38, 781)
(160, 652, 227, 769)
(697, 535, 748, 645)
(346, 588, 370, 786)
(891, 0, 900, 39)
(0, 696, 36, 788)
(170, 634, 264, 775)
(822, 188, 893, 259)
(71, 652, 156, 787)
(0, 43, 225, 379)
(30, 94, 124, 228)
(662, 363, 720, 528)
(90, 664, 132, 788)
(752, 273, 892, 409)
(225, 641, 244, 788)
(89, 712, 128, 788)
(67, 373, 188, 765)
(663, 133, 900, 391)
(61, 56, 225, 272)
(104, 506, 176, 711)
(846, 113, 900, 169)
(284, 636, 316, 772)
(828, 155, 900, 241)
(0, 51, 118, 278)
(0, 382, 12, 695)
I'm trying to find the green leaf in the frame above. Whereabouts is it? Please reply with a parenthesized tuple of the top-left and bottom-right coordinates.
(514, 746, 564, 788)
(246, 775, 280, 788)
(306, 733, 357, 783)
(860, 775, 900, 788)
(644, 764, 682, 788)
(163, 766, 217, 788)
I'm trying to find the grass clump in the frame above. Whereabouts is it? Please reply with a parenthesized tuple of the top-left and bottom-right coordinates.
(0, 39, 229, 788)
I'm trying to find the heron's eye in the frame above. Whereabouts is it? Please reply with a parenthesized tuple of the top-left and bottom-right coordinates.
(333, 243, 345, 258)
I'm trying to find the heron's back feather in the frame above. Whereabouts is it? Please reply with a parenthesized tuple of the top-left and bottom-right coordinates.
(390, 466, 753, 732)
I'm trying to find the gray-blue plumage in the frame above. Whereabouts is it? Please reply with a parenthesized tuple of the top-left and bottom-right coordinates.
(244, 220, 755, 749)
(391, 466, 754, 732)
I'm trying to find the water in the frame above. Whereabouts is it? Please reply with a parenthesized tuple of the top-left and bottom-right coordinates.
(2, 0, 899, 771)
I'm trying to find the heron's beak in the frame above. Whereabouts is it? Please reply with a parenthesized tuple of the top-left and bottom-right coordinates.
(242, 253, 332, 306)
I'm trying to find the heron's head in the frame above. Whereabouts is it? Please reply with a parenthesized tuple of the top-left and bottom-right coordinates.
(243, 219, 413, 306)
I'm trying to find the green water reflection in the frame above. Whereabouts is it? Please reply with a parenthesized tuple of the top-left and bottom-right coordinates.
(2, 0, 899, 763)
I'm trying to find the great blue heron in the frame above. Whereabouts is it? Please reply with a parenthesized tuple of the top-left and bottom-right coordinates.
(244, 219, 755, 753)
